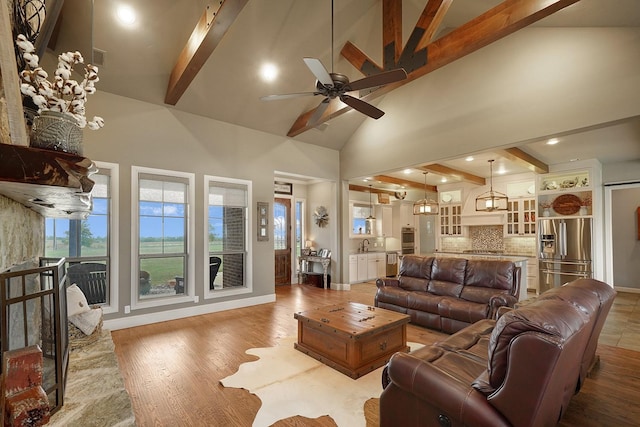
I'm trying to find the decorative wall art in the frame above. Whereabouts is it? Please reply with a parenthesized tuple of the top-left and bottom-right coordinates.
(274, 181, 292, 195)
(314, 206, 329, 227)
(257, 202, 269, 241)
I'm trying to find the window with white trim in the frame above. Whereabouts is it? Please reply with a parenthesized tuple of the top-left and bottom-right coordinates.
(44, 162, 118, 312)
(205, 176, 251, 297)
(133, 167, 194, 308)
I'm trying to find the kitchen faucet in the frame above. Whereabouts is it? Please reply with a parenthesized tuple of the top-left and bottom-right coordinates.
(362, 239, 370, 252)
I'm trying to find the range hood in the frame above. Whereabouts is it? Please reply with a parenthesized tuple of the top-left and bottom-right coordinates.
(460, 212, 506, 226)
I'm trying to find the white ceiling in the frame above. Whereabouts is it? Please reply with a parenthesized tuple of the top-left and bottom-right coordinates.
(50, 0, 640, 185)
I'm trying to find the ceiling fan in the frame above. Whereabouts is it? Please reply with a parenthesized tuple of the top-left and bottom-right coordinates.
(260, 1, 407, 126)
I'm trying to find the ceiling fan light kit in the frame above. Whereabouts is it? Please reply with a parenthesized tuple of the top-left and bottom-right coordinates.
(476, 159, 508, 212)
(413, 172, 439, 215)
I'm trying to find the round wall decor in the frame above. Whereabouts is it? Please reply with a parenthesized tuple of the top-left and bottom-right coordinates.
(314, 206, 329, 227)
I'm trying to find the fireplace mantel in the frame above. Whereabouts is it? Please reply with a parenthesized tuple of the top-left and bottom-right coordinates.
(0, 143, 96, 218)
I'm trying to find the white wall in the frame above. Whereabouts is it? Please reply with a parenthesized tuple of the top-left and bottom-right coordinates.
(82, 91, 339, 322)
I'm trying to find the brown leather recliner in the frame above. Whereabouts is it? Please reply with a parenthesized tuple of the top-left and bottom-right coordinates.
(379, 278, 616, 427)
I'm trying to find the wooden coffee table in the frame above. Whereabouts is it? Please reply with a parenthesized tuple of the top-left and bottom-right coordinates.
(294, 302, 410, 379)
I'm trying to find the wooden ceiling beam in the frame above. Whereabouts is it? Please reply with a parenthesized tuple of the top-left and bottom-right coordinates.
(498, 147, 549, 174)
(383, 0, 403, 68)
(165, 0, 248, 105)
(415, 0, 454, 51)
(349, 184, 397, 197)
(373, 175, 438, 192)
(288, 0, 580, 137)
(418, 164, 486, 186)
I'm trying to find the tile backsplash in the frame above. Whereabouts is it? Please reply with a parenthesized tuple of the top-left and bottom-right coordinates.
(439, 226, 536, 256)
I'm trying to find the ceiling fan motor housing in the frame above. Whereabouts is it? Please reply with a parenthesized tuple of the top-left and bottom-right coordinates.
(316, 73, 350, 98)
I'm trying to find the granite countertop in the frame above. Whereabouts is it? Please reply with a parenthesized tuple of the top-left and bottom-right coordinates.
(426, 252, 532, 262)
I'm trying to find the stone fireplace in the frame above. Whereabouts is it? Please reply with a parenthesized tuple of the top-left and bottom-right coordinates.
(1, 195, 69, 414)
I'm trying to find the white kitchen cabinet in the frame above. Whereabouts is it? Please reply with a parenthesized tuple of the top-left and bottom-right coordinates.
(506, 198, 536, 236)
(376, 252, 386, 278)
(367, 255, 377, 280)
(349, 255, 358, 284)
(439, 203, 462, 236)
(375, 205, 393, 237)
(357, 254, 368, 282)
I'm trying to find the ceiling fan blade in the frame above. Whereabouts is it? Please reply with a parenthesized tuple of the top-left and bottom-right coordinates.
(260, 92, 318, 101)
(303, 57, 334, 88)
(347, 68, 407, 91)
(307, 98, 330, 127)
(340, 94, 384, 119)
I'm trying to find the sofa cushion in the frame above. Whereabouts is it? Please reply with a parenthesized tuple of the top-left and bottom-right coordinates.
(399, 276, 429, 292)
(464, 260, 517, 291)
(460, 287, 508, 304)
(407, 291, 443, 313)
(438, 297, 489, 324)
(486, 299, 589, 389)
(399, 256, 433, 281)
(428, 258, 466, 297)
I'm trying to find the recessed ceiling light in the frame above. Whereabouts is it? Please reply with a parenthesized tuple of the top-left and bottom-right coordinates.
(116, 4, 137, 25)
(260, 63, 278, 82)
(441, 178, 447, 183)
(465, 156, 474, 162)
(403, 169, 412, 174)
(547, 138, 559, 145)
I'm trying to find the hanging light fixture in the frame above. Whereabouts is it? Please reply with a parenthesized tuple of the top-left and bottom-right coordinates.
(366, 184, 376, 231)
(413, 172, 439, 215)
(476, 159, 508, 211)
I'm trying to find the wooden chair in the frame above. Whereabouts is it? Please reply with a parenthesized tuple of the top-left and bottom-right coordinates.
(67, 263, 107, 305)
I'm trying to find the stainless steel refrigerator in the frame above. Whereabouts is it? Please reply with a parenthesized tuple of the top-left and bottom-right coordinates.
(539, 218, 592, 292)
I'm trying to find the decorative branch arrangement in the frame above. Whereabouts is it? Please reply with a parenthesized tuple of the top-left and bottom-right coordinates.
(15, 34, 104, 130)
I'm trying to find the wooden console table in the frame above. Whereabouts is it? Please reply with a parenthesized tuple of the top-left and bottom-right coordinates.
(298, 255, 331, 289)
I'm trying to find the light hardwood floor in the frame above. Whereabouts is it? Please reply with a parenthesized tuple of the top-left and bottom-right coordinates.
(111, 284, 640, 427)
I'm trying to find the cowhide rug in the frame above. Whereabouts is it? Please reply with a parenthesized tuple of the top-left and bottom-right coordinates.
(220, 336, 423, 427)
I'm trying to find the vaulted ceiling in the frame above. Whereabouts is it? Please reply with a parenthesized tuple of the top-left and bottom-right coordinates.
(47, 0, 640, 185)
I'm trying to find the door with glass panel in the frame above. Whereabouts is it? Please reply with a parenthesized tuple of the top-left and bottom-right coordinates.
(274, 198, 291, 285)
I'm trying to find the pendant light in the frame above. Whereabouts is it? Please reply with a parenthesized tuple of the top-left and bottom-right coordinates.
(475, 159, 508, 211)
(413, 172, 439, 215)
(366, 185, 376, 231)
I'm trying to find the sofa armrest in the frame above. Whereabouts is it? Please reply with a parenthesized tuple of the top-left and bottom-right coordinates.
(385, 352, 509, 426)
(376, 277, 400, 289)
(488, 294, 518, 319)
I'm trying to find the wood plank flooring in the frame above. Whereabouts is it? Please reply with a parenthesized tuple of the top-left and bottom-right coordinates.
(111, 284, 640, 427)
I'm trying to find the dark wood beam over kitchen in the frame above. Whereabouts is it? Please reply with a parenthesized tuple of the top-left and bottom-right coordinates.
(288, 0, 581, 137)
(165, 0, 248, 105)
(498, 147, 549, 174)
(373, 175, 438, 192)
(418, 164, 486, 186)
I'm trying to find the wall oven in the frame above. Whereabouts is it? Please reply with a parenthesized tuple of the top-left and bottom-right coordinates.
(401, 227, 415, 255)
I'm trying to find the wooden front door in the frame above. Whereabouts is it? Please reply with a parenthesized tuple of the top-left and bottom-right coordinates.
(274, 198, 291, 285)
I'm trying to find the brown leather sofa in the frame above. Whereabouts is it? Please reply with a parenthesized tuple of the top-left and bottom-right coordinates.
(375, 255, 520, 333)
(379, 278, 616, 427)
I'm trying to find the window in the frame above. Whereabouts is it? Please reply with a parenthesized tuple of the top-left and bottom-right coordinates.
(132, 167, 194, 308)
(44, 162, 118, 313)
(205, 176, 251, 298)
(351, 203, 373, 236)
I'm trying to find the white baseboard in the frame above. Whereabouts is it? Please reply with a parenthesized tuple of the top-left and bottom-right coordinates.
(614, 286, 640, 294)
(104, 293, 276, 330)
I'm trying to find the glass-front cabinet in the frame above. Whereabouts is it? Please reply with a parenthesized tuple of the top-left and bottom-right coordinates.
(506, 198, 536, 236)
(439, 190, 462, 236)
